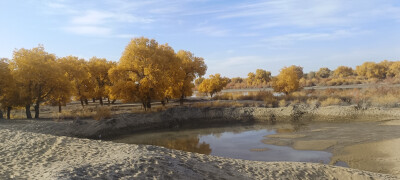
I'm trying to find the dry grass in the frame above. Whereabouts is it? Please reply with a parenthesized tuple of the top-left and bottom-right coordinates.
(320, 97, 342, 107)
(192, 101, 244, 108)
(369, 94, 399, 107)
(92, 106, 112, 121)
(279, 100, 287, 107)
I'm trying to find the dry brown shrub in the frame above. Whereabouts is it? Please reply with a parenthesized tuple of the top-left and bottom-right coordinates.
(320, 97, 342, 106)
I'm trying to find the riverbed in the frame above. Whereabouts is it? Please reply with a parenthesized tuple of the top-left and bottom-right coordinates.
(110, 120, 400, 175)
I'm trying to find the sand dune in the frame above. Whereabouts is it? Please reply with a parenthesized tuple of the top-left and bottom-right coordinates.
(0, 128, 397, 179)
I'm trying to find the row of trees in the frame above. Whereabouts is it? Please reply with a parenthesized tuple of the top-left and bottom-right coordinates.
(224, 60, 400, 89)
(0, 37, 207, 119)
(195, 65, 304, 96)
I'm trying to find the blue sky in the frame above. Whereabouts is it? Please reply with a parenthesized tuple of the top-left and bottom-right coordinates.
(1, 0, 400, 77)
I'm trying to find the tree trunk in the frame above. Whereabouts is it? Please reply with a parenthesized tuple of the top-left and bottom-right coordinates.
(0, 109, 3, 119)
(146, 101, 151, 110)
(99, 97, 103, 106)
(112, 99, 116, 104)
(161, 100, 166, 107)
(25, 105, 32, 119)
(80, 98, 84, 107)
(7, 107, 11, 119)
(59, 104, 62, 113)
(180, 94, 184, 105)
(84, 99, 89, 105)
(142, 102, 147, 111)
(34, 104, 40, 119)
(92, 98, 96, 103)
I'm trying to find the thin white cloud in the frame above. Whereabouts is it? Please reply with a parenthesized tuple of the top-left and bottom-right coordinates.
(71, 10, 114, 25)
(64, 26, 112, 36)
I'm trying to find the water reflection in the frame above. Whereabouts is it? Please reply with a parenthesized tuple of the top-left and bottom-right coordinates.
(112, 123, 331, 164)
(154, 137, 211, 155)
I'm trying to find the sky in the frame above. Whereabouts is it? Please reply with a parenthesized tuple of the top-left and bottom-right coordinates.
(1, 0, 400, 77)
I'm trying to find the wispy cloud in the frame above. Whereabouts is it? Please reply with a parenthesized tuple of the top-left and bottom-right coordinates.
(43, 1, 154, 37)
(64, 26, 112, 36)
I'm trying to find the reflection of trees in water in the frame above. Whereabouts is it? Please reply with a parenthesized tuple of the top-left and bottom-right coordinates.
(155, 137, 212, 155)
(276, 122, 307, 133)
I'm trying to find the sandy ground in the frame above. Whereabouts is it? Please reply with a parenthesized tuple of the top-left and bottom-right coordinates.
(1, 107, 400, 179)
(0, 127, 397, 180)
(332, 138, 400, 176)
(261, 121, 400, 177)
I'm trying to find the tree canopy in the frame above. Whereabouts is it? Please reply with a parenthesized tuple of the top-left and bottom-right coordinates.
(198, 74, 229, 97)
(272, 65, 303, 94)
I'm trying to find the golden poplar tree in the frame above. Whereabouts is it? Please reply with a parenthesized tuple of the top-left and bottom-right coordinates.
(333, 66, 353, 78)
(316, 67, 331, 78)
(247, 72, 256, 86)
(356, 62, 386, 79)
(255, 69, 271, 85)
(87, 57, 115, 105)
(272, 65, 302, 94)
(388, 61, 400, 77)
(10, 45, 65, 119)
(46, 59, 74, 112)
(0, 58, 12, 119)
(58, 56, 93, 106)
(198, 74, 229, 97)
(174, 50, 207, 105)
(109, 37, 178, 110)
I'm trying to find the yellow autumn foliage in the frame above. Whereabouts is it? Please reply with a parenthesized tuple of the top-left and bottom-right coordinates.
(272, 65, 303, 94)
(198, 74, 229, 97)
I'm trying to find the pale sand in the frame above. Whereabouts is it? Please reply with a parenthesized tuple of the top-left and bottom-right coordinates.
(0, 129, 397, 179)
(261, 138, 293, 146)
(380, 120, 400, 126)
(332, 138, 400, 176)
(293, 140, 338, 151)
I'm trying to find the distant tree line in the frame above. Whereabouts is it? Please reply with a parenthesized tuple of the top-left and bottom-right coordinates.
(224, 60, 400, 90)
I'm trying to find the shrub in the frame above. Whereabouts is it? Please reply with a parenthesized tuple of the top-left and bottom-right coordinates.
(320, 97, 342, 107)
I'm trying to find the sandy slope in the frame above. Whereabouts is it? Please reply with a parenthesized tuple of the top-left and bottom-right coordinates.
(0, 128, 397, 180)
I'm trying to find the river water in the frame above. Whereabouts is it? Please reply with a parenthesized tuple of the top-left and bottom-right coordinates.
(111, 120, 400, 175)
(112, 123, 337, 164)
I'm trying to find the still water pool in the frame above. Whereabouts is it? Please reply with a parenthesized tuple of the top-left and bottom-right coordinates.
(111, 123, 332, 164)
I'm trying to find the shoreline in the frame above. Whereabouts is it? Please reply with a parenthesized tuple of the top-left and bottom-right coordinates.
(2, 105, 400, 139)
(70, 105, 400, 139)
(1, 105, 400, 179)
(0, 128, 397, 179)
